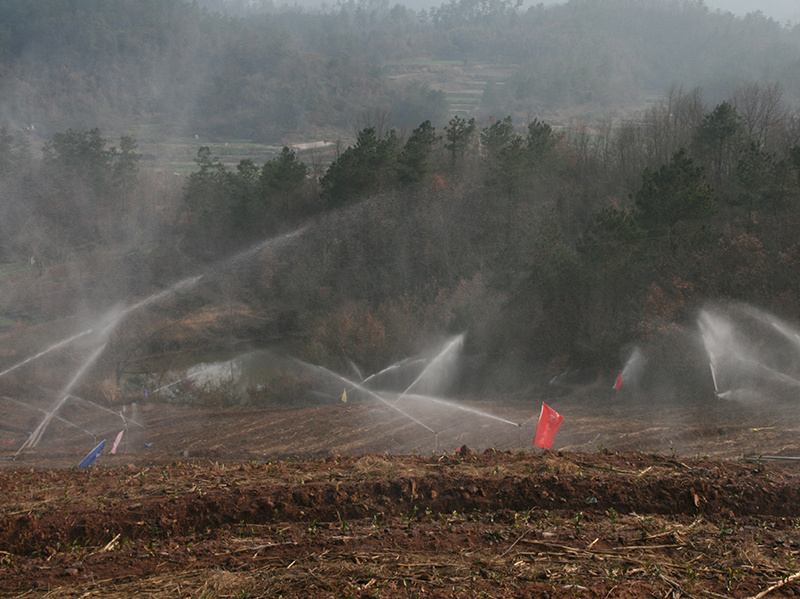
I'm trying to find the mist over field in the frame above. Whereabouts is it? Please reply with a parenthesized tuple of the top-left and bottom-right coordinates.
(2, 0, 800, 453)
(7, 9, 800, 599)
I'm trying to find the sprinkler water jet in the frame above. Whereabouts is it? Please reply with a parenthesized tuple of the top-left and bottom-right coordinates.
(0, 329, 94, 379)
(392, 335, 464, 405)
(17, 341, 110, 453)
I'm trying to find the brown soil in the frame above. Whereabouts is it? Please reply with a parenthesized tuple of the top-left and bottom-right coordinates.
(3, 399, 800, 598)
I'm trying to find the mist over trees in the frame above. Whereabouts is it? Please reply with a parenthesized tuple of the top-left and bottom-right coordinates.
(2, 0, 800, 403)
(2, 0, 800, 139)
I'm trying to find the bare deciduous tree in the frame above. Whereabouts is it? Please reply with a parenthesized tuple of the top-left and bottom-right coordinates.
(732, 81, 787, 151)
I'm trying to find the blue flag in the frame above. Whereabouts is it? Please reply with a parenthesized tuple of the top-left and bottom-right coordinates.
(78, 439, 105, 469)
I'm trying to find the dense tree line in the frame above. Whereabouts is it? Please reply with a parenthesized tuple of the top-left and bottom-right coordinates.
(4, 81, 800, 397)
(171, 85, 800, 389)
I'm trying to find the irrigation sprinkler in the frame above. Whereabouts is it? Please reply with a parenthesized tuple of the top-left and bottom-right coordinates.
(744, 455, 800, 462)
(37, 388, 146, 430)
(312, 365, 437, 434)
(615, 347, 645, 391)
(2, 395, 98, 443)
(348, 360, 364, 382)
(17, 341, 109, 454)
(700, 304, 800, 401)
(118, 409, 146, 429)
(19, 271, 205, 450)
(709, 361, 720, 396)
(303, 358, 535, 454)
(392, 335, 464, 405)
(32, 389, 144, 455)
(300, 361, 444, 452)
(5, 227, 309, 454)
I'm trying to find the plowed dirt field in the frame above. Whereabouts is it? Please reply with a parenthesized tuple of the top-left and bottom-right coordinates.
(3, 398, 800, 598)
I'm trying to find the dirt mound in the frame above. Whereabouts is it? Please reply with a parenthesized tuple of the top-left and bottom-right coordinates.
(2, 450, 800, 598)
(4, 400, 800, 597)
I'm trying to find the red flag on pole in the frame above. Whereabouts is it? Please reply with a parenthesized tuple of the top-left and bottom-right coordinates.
(613, 371, 622, 390)
(534, 402, 563, 449)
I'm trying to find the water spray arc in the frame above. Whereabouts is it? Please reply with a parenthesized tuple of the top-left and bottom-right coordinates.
(769, 319, 800, 349)
(301, 348, 525, 453)
(4, 299, 169, 452)
(2, 396, 98, 442)
(310, 363, 449, 451)
(616, 347, 646, 390)
(17, 389, 147, 449)
(403, 392, 526, 449)
(698, 309, 736, 398)
(367, 336, 521, 429)
(151, 362, 231, 396)
(10, 219, 529, 456)
(308, 364, 436, 433)
(17, 341, 110, 453)
(57, 391, 146, 430)
(391, 335, 465, 405)
(698, 304, 800, 402)
(403, 393, 520, 427)
(0, 329, 94, 379)
(361, 358, 426, 388)
(120, 275, 205, 317)
(740, 358, 800, 388)
(11, 227, 309, 454)
(114, 230, 303, 320)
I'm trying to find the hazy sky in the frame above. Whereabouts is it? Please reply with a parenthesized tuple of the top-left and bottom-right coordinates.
(541, 1, 800, 23)
(371, 0, 800, 24)
(702, 0, 799, 23)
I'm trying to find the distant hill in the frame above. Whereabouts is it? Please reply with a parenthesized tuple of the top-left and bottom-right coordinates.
(1, 0, 798, 144)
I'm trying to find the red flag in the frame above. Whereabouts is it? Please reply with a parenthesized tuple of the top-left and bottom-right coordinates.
(613, 371, 622, 390)
(534, 402, 563, 449)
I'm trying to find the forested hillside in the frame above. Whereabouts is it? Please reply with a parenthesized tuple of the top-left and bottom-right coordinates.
(1, 0, 799, 139)
(1, 0, 800, 404)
